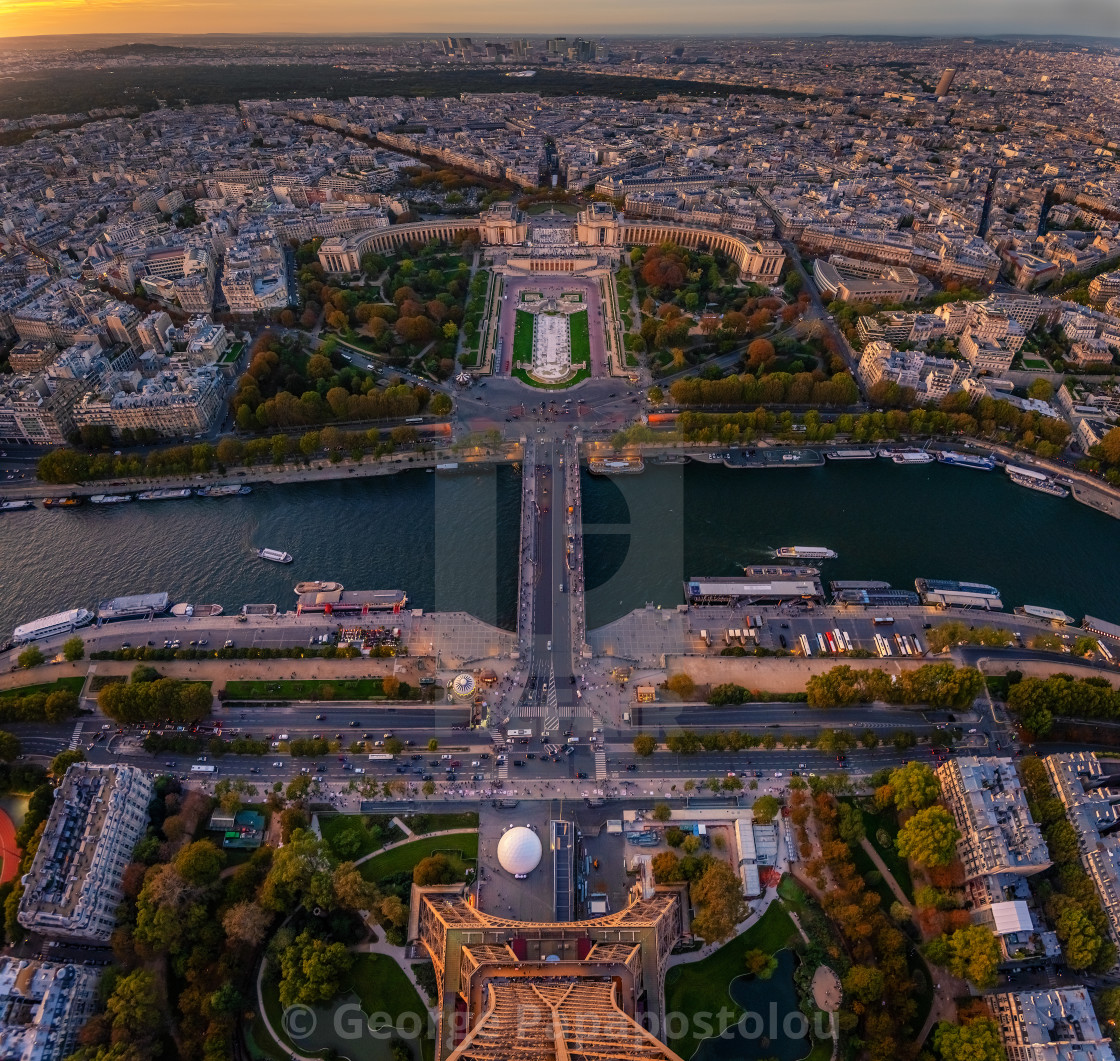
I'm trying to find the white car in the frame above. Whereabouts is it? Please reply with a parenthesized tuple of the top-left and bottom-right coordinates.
(273, 761, 283, 767)
(774, 771, 784, 778)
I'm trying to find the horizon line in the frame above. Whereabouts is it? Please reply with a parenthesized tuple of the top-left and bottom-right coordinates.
(3, 30, 1120, 43)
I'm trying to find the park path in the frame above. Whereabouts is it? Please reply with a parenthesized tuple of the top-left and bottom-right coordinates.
(352, 827, 477, 868)
(852, 841, 966, 1045)
(858, 837, 915, 915)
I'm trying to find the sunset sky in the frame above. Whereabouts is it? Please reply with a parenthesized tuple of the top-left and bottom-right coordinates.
(2, 0, 1118, 39)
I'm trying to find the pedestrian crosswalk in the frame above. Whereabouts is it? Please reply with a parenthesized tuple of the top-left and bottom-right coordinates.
(594, 748, 607, 780)
(544, 715, 559, 733)
(68, 722, 83, 750)
(496, 758, 509, 781)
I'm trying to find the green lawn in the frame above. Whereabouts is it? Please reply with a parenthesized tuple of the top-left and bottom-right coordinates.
(857, 802, 914, 900)
(320, 814, 404, 860)
(349, 953, 434, 1061)
(219, 341, 245, 364)
(663, 902, 799, 1055)
(569, 310, 591, 364)
(512, 365, 591, 389)
(404, 811, 479, 833)
(358, 831, 478, 882)
(0, 676, 85, 702)
(223, 678, 389, 701)
(513, 309, 534, 362)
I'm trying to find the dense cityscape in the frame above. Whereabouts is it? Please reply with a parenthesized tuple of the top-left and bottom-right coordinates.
(1, 25, 1120, 1061)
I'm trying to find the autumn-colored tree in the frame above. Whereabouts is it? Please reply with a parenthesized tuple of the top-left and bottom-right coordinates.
(665, 673, 696, 700)
(746, 337, 775, 368)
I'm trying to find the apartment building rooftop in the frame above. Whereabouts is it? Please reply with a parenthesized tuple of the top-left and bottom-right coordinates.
(991, 986, 1115, 1061)
(937, 757, 1051, 880)
(17, 763, 154, 942)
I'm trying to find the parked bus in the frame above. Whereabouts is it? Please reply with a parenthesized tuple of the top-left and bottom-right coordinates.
(799, 633, 812, 657)
(1098, 640, 1115, 664)
(872, 616, 895, 626)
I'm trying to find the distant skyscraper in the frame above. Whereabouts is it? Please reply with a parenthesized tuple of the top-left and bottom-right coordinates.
(936, 68, 957, 97)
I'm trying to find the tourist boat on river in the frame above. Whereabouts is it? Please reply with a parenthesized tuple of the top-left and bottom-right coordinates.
(826, 448, 878, 460)
(137, 488, 193, 501)
(0, 499, 34, 511)
(1007, 470, 1069, 498)
(257, 548, 293, 564)
(588, 457, 644, 475)
(773, 547, 838, 560)
(294, 581, 343, 596)
(197, 484, 252, 497)
(889, 450, 934, 465)
(937, 451, 996, 471)
(90, 493, 132, 504)
(42, 496, 81, 507)
(170, 603, 224, 617)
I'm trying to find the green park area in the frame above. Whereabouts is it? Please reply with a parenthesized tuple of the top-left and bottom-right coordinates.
(223, 677, 402, 701)
(219, 340, 244, 364)
(258, 952, 433, 1061)
(513, 309, 534, 361)
(664, 901, 829, 1061)
(569, 309, 591, 364)
(358, 831, 478, 883)
(0, 676, 84, 703)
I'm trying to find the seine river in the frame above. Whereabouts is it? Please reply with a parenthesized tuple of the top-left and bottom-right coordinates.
(2, 460, 1119, 637)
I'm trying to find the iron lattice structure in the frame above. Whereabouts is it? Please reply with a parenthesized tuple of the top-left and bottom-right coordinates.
(412, 889, 686, 1061)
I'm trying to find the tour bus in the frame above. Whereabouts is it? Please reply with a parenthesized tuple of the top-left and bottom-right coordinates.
(798, 633, 812, 657)
(368, 753, 394, 761)
(1098, 640, 1115, 664)
(872, 616, 895, 626)
(190, 764, 216, 774)
(507, 729, 532, 738)
(404, 417, 423, 424)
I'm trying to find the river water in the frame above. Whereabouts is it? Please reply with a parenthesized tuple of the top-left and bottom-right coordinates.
(1, 460, 1118, 637)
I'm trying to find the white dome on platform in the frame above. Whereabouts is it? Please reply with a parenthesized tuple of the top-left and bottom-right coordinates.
(497, 826, 542, 876)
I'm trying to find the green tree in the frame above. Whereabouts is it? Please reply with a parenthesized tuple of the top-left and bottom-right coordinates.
(651, 802, 672, 822)
(896, 806, 959, 867)
(0, 732, 20, 762)
(17, 646, 44, 669)
(44, 689, 79, 722)
(744, 948, 779, 980)
(384, 737, 404, 755)
(633, 734, 657, 757)
(751, 795, 780, 824)
(174, 840, 226, 886)
(842, 965, 885, 1005)
(932, 1017, 1005, 1061)
(837, 801, 865, 844)
(925, 925, 1001, 988)
(422, 780, 436, 796)
(105, 970, 162, 1041)
(430, 392, 453, 416)
(427, 737, 439, 752)
(889, 761, 941, 810)
(49, 749, 85, 776)
(62, 636, 85, 661)
(277, 929, 354, 1007)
